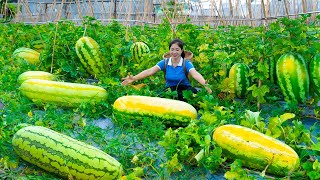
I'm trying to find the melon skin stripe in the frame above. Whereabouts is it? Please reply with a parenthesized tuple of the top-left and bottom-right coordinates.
(113, 95, 197, 126)
(19, 79, 107, 107)
(12, 126, 123, 180)
(212, 124, 300, 176)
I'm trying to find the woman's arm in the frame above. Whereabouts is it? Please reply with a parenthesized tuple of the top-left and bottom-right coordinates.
(121, 65, 160, 85)
(189, 69, 212, 94)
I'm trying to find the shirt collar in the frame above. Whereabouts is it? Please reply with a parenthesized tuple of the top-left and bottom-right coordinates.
(168, 57, 183, 66)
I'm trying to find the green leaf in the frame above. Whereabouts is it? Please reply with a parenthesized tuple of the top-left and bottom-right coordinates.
(244, 110, 263, 125)
(311, 142, 320, 151)
(165, 154, 183, 174)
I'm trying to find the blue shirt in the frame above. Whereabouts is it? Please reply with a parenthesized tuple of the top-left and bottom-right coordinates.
(156, 57, 194, 87)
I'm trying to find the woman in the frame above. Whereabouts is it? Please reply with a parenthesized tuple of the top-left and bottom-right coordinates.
(121, 38, 212, 101)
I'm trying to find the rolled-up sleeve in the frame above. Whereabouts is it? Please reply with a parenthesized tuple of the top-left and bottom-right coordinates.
(186, 60, 195, 72)
(156, 59, 165, 71)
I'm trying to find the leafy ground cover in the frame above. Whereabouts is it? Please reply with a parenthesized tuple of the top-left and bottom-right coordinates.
(0, 15, 320, 179)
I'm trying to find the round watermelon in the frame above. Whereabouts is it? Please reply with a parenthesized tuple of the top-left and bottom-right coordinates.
(130, 42, 150, 62)
(229, 63, 250, 98)
(276, 52, 309, 103)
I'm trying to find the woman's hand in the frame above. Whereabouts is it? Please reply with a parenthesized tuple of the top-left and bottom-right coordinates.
(121, 73, 135, 86)
(204, 80, 212, 94)
(121, 66, 160, 86)
(204, 85, 212, 94)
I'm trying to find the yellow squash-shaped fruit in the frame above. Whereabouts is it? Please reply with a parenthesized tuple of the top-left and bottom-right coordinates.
(12, 126, 123, 179)
(113, 95, 197, 126)
(19, 79, 107, 107)
(17, 71, 55, 85)
(212, 124, 299, 176)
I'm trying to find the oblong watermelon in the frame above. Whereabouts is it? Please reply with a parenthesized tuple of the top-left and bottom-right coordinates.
(12, 126, 123, 179)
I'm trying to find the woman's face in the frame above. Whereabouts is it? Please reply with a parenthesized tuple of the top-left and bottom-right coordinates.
(170, 43, 182, 59)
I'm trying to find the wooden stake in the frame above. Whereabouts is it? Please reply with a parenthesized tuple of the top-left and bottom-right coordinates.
(51, 23, 59, 74)
(302, 0, 307, 13)
(161, 1, 176, 38)
(14, 0, 22, 22)
(229, 0, 234, 18)
(75, 0, 83, 21)
(261, 0, 267, 25)
(247, 0, 253, 26)
(22, 0, 35, 24)
(125, 0, 133, 26)
(283, 0, 289, 18)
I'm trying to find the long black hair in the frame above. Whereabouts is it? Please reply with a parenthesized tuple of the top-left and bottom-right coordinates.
(169, 39, 185, 59)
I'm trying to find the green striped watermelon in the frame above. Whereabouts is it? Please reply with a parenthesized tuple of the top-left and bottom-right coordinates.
(31, 39, 46, 52)
(12, 126, 123, 179)
(229, 63, 250, 98)
(310, 54, 320, 96)
(276, 52, 309, 103)
(75, 36, 108, 77)
(130, 42, 150, 62)
(12, 47, 40, 64)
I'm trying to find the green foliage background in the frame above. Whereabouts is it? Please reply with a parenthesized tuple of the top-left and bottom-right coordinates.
(0, 15, 320, 179)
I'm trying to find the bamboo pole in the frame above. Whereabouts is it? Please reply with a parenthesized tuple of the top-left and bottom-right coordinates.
(75, 0, 83, 21)
(118, 0, 124, 20)
(261, 0, 267, 24)
(265, 0, 270, 21)
(100, 0, 108, 23)
(312, 0, 319, 20)
(97, 0, 105, 20)
(43, 2, 50, 22)
(88, 0, 95, 17)
(125, 0, 133, 26)
(246, 0, 253, 26)
(22, 0, 35, 24)
(212, 0, 225, 27)
(283, 0, 290, 18)
(182, 0, 189, 24)
(14, 0, 21, 22)
(234, 0, 239, 26)
(293, 0, 296, 16)
(229, 0, 233, 18)
(55, 0, 66, 22)
(36, 2, 43, 22)
(50, 0, 57, 22)
(142, 0, 149, 25)
(161, 0, 177, 38)
(302, 0, 307, 13)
